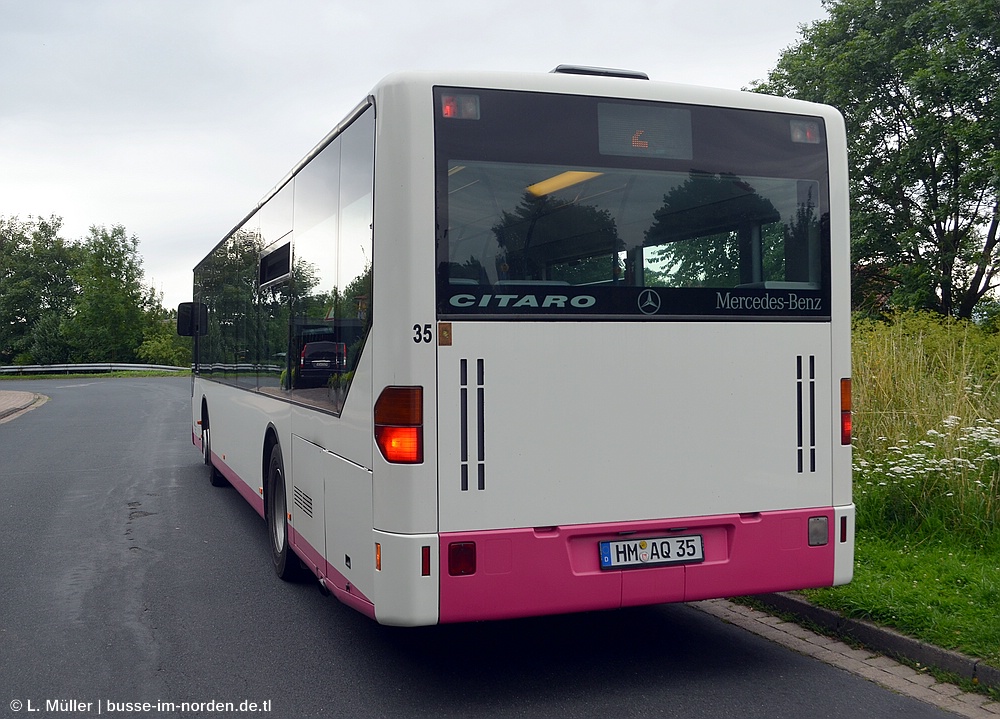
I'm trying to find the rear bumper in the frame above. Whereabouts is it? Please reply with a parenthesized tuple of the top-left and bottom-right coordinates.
(438, 506, 854, 623)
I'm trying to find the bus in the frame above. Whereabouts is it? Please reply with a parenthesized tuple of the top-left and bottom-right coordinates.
(178, 66, 854, 627)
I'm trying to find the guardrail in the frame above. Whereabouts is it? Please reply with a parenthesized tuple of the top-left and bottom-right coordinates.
(0, 363, 189, 375)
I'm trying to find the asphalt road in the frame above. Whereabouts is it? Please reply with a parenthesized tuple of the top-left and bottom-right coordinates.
(0, 378, 959, 718)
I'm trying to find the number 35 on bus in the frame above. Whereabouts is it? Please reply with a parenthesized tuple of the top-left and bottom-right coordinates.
(177, 66, 854, 626)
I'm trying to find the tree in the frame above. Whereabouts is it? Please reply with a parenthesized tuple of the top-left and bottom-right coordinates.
(29, 311, 72, 365)
(0, 215, 80, 363)
(752, 0, 1000, 318)
(67, 225, 151, 362)
(138, 304, 191, 367)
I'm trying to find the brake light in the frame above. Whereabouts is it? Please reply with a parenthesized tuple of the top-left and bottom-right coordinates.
(841, 378, 852, 445)
(374, 386, 423, 463)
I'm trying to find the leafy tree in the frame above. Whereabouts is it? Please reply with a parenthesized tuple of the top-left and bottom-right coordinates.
(752, 0, 1000, 318)
(0, 215, 80, 363)
(137, 287, 192, 367)
(29, 311, 72, 365)
(67, 225, 151, 362)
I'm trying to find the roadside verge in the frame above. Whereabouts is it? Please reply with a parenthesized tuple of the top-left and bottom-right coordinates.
(754, 592, 1000, 691)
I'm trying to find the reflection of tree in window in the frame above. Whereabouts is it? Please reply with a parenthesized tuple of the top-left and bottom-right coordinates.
(491, 192, 622, 284)
(785, 185, 820, 284)
(291, 257, 323, 317)
(338, 262, 371, 369)
(644, 173, 782, 289)
(196, 228, 263, 379)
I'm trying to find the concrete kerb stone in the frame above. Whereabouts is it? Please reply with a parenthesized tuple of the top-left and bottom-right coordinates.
(755, 592, 999, 691)
(696, 597, 1000, 717)
(0, 390, 41, 420)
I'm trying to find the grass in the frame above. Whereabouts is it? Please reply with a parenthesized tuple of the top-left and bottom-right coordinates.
(805, 537, 1000, 665)
(802, 312, 1000, 668)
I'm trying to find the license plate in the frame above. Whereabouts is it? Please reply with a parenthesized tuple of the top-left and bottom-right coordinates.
(312, 360, 331, 368)
(599, 535, 704, 569)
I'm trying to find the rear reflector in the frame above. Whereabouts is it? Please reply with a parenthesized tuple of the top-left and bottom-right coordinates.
(421, 546, 431, 576)
(448, 542, 476, 576)
(841, 378, 852, 445)
(374, 386, 423, 463)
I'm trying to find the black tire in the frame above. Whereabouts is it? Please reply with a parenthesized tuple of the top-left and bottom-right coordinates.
(202, 424, 228, 487)
(266, 443, 306, 581)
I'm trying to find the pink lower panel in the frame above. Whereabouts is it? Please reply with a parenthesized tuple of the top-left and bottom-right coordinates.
(438, 508, 836, 623)
(202, 451, 375, 621)
(289, 527, 376, 620)
(213, 453, 264, 517)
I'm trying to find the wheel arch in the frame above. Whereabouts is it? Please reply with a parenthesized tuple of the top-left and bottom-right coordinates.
(262, 423, 281, 504)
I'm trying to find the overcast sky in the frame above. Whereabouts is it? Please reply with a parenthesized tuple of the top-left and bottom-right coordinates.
(1, 0, 827, 310)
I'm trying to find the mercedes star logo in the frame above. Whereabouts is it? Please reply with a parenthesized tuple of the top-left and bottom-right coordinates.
(637, 289, 661, 315)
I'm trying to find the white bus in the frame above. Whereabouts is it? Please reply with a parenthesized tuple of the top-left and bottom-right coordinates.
(178, 66, 854, 626)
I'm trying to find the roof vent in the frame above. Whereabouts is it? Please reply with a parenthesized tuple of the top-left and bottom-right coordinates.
(550, 65, 649, 80)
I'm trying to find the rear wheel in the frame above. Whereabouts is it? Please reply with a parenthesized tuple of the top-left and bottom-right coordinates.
(266, 443, 306, 581)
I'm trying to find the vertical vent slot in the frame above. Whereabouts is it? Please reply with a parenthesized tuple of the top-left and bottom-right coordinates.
(460, 359, 486, 491)
(796, 355, 817, 474)
(460, 360, 468, 490)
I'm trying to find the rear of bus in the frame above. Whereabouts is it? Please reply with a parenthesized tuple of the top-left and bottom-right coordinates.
(421, 72, 853, 623)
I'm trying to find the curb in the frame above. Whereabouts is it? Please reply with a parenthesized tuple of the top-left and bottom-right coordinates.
(0, 392, 40, 421)
(755, 592, 1000, 691)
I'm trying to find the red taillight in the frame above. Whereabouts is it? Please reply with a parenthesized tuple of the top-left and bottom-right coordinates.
(374, 386, 423, 463)
(374, 426, 422, 463)
(448, 542, 476, 576)
(421, 545, 431, 576)
(841, 378, 852, 445)
(299, 346, 305, 368)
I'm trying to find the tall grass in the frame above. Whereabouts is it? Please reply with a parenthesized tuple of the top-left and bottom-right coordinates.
(852, 312, 1000, 548)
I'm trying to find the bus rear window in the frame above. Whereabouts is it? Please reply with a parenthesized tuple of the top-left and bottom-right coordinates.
(435, 88, 831, 320)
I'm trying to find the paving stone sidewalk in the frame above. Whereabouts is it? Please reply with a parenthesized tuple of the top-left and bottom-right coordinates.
(0, 390, 40, 420)
(694, 598, 1000, 719)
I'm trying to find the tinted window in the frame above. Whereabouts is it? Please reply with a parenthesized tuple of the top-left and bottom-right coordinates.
(194, 105, 374, 413)
(435, 88, 830, 320)
(286, 106, 373, 413)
